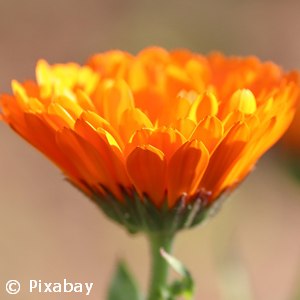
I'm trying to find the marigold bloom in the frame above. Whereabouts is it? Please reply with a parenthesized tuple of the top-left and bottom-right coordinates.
(1, 47, 299, 232)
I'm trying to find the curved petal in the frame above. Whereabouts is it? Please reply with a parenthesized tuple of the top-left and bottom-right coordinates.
(124, 127, 185, 161)
(92, 79, 134, 129)
(126, 145, 167, 207)
(167, 140, 209, 207)
(188, 91, 218, 122)
(119, 107, 153, 143)
(74, 119, 130, 189)
(201, 122, 250, 200)
(56, 128, 123, 199)
(80, 111, 124, 149)
(191, 116, 224, 152)
(24, 114, 80, 181)
(147, 127, 186, 160)
(171, 118, 196, 139)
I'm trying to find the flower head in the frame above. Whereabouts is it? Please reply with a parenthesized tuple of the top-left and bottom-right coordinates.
(1, 47, 299, 233)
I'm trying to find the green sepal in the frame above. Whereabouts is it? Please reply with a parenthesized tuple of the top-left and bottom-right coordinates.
(107, 260, 141, 300)
(92, 187, 219, 235)
(160, 249, 194, 300)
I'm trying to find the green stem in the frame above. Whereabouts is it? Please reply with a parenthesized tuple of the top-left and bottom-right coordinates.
(147, 232, 175, 300)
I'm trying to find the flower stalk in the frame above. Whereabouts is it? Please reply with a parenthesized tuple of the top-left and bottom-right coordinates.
(147, 232, 175, 300)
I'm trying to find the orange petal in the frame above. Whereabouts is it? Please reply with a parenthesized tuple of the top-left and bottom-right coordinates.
(171, 118, 196, 139)
(27, 97, 45, 113)
(56, 128, 102, 183)
(119, 107, 153, 142)
(128, 60, 148, 91)
(126, 145, 167, 207)
(35, 59, 52, 99)
(23, 114, 80, 181)
(94, 79, 134, 129)
(167, 140, 209, 207)
(221, 89, 257, 118)
(166, 65, 193, 97)
(133, 89, 165, 122)
(191, 116, 224, 152)
(185, 57, 211, 91)
(80, 111, 124, 149)
(123, 128, 153, 158)
(53, 95, 83, 119)
(189, 91, 219, 122)
(124, 127, 185, 161)
(230, 89, 257, 114)
(74, 119, 130, 188)
(88, 50, 132, 78)
(1, 95, 27, 130)
(222, 110, 244, 131)
(11, 80, 29, 110)
(76, 90, 96, 111)
(48, 103, 75, 128)
(201, 122, 250, 199)
(147, 127, 186, 161)
(56, 128, 122, 198)
(225, 117, 276, 184)
(159, 96, 191, 126)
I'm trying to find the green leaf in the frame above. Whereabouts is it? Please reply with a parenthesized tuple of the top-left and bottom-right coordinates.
(107, 260, 141, 300)
(160, 249, 195, 300)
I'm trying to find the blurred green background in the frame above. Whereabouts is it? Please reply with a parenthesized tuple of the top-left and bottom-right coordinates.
(1, 0, 300, 299)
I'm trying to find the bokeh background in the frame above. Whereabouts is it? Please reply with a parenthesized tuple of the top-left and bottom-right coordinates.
(1, 0, 300, 299)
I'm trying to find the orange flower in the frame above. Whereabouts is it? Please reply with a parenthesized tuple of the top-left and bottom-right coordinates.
(1, 47, 299, 232)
